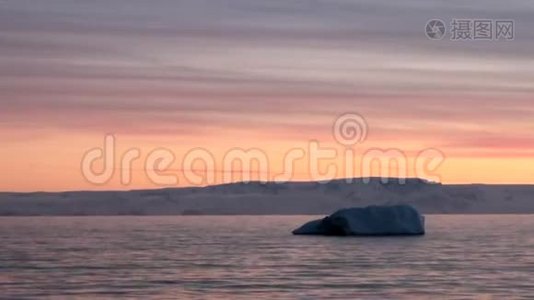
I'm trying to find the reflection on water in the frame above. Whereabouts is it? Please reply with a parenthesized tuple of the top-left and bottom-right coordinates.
(0, 215, 533, 299)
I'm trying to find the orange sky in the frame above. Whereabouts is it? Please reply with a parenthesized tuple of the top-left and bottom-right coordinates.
(1, 1, 533, 191)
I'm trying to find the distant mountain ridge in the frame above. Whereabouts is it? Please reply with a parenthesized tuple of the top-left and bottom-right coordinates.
(0, 178, 533, 215)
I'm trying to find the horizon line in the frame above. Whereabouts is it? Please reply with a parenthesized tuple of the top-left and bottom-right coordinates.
(3, 177, 534, 194)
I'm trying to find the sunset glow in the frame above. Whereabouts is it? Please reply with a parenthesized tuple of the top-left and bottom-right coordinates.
(1, 0, 533, 191)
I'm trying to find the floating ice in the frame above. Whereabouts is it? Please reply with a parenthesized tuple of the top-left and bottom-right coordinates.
(292, 205, 425, 236)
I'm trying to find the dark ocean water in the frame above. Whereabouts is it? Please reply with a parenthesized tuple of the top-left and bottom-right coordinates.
(1, 215, 533, 299)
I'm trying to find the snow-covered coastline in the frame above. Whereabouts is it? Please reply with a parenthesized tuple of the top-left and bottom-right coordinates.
(1, 178, 533, 216)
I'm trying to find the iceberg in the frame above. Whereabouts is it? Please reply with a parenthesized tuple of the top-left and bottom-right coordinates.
(292, 205, 425, 236)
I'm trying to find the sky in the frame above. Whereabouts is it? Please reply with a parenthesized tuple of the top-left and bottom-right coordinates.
(1, 0, 533, 191)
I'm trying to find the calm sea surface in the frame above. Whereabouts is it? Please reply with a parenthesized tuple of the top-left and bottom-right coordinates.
(0, 215, 533, 299)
